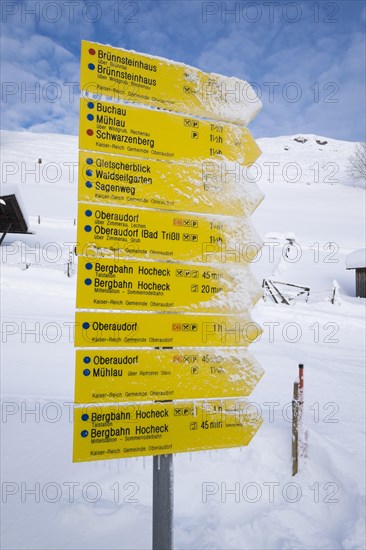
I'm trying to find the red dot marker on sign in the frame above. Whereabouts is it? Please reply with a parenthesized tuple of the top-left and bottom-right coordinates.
(86, 129, 94, 136)
(89, 48, 96, 55)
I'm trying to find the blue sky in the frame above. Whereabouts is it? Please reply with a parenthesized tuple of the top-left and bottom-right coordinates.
(1, 0, 365, 140)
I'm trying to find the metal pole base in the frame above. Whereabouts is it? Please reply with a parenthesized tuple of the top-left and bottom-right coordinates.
(152, 454, 173, 550)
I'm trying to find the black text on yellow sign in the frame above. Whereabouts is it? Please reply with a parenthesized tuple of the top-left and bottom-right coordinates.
(76, 257, 261, 313)
(76, 204, 262, 264)
(74, 348, 264, 403)
(80, 40, 262, 127)
(73, 398, 263, 462)
(78, 150, 264, 218)
(74, 311, 262, 348)
(79, 98, 261, 164)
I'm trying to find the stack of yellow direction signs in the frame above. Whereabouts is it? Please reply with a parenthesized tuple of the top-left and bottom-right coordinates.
(73, 40, 264, 462)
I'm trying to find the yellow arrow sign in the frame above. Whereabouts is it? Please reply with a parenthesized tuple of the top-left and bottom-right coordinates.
(79, 98, 261, 164)
(74, 348, 264, 403)
(78, 150, 264, 218)
(73, 398, 263, 462)
(76, 257, 261, 313)
(76, 204, 262, 264)
(74, 311, 261, 348)
(80, 40, 261, 127)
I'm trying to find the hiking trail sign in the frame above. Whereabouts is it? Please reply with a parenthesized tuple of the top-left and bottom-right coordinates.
(73, 398, 263, 462)
(80, 40, 261, 126)
(74, 348, 264, 404)
(74, 40, 264, 462)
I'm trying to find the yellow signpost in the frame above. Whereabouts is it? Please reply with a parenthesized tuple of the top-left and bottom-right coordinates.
(76, 257, 261, 313)
(80, 40, 261, 127)
(79, 98, 261, 164)
(76, 41, 264, 547)
(76, 203, 262, 264)
(74, 39, 264, 493)
(78, 150, 264, 218)
(73, 398, 263, 462)
(75, 311, 262, 348)
(74, 348, 264, 403)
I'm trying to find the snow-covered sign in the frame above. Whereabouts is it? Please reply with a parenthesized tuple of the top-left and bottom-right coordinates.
(74, 348, 263, 403)
(76, 203, 262, 264)
(76, 257, 261, 313)
(74, 311, 261, 348)
(79, 98, 261, 163)
(74, 40, 263, 463)
(345, 248, 366, 269)
(78, 150, 263, 217)
(80, 40, 261, 127)
(73, 399, 263, 462)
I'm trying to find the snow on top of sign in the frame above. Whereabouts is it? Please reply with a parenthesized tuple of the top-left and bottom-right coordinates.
(196, 265, 262, 313)
(346, 248, 366, 269)
(169, 159, 264, 217)
(205, 73, 262, 125)
(84, 41, 262, 126)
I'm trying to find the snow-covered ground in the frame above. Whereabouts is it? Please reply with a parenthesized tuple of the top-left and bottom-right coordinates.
(1, 130, 365, 549)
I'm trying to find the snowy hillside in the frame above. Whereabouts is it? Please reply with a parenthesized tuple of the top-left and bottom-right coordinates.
(1, 130, 365, 549)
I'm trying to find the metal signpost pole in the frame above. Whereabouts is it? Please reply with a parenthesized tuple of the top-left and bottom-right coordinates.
(153, 454, 173, 550)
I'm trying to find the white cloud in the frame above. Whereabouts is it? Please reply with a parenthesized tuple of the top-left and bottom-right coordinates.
(1, 31, 79, 134)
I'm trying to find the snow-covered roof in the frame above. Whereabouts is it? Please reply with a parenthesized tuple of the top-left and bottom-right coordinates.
(346, 249, 366, 269)
(0, 184, 29, 227)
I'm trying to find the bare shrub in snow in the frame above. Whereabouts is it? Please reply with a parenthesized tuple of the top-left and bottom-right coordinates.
(347, 142, 366, 181)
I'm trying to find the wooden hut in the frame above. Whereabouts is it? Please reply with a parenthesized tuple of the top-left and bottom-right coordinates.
(346, 249, 366, 298)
